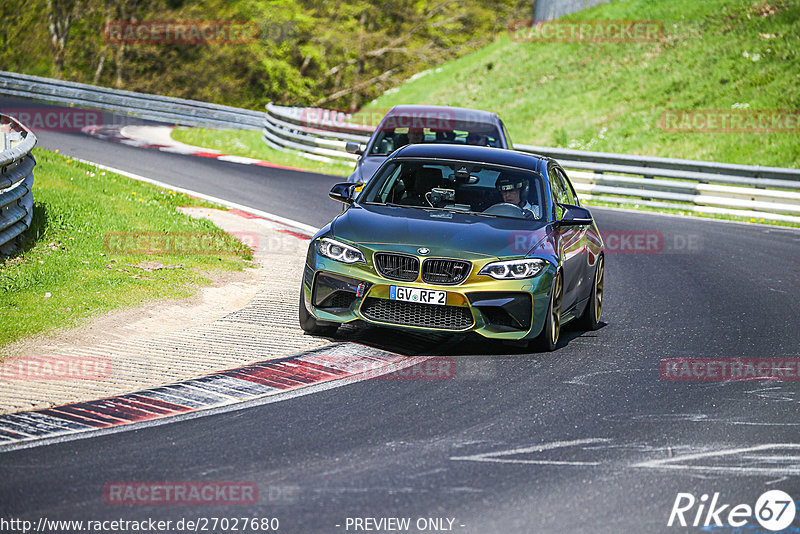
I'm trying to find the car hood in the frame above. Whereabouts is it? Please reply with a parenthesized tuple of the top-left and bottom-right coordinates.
(331, 204, 550, 259)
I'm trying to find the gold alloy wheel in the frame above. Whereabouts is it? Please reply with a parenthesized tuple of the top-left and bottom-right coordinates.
(594, 256, 604, 322)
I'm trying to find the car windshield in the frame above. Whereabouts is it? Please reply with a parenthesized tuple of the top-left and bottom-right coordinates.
(359, 159, 545, 220)
(369, 121, 502, 155)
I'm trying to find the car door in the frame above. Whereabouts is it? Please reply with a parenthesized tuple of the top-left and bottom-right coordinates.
(558, 166, 595, 305)
(549, 164, 585, 311)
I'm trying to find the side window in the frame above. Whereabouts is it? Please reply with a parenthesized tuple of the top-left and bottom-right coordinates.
(556, 168, 578, 206)
(549, 167, 568, 204)
(500, 122, 514, 150)
(548, 166, 568, 219)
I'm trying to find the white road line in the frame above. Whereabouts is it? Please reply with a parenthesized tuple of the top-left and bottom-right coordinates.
(450, 438, 611, 466)
(565, 368, 647, 387)
(766, 476, 789, 485)
(634, 444, 800, 476)
(74, 158, 320, 236)
(216, 155, 264, 164)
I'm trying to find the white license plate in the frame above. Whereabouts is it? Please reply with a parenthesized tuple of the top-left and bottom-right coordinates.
(390, 286, 446, 305)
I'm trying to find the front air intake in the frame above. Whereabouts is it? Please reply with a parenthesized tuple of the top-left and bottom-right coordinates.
(361, 298, 474, 330)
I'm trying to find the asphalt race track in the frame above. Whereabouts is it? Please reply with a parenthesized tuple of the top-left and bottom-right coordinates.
(2, 97, 800, 533)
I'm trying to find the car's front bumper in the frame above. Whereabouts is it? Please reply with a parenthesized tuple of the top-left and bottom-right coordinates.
(303, 251, 556, 341)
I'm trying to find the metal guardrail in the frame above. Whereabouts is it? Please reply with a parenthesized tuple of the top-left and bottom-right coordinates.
(0, 113, 36, 255)
(0, 70, 263, 130)
(263, 103, 800, 223)
(514, 144, 800, 182)
(263, 103, 371, 162)
(2, 70, 797, 224)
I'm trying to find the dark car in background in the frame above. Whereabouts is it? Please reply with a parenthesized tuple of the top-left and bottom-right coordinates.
(345, 105, 513, 183)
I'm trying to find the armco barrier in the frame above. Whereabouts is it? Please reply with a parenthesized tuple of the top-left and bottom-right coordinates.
(263, 103, 371, 162)
(262, 103, 800, 223)
(1, 70, 797, 224)
(0, 113, 36, 255)
(0, 70, 263, 130)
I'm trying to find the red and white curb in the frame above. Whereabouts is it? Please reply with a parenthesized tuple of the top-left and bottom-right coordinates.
(0, 343, 429, 450)
(81, 124, 305, 171)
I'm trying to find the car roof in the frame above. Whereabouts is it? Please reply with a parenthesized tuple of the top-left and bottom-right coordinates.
(383, 105, 501, 124)
(388, 144, 549, 171)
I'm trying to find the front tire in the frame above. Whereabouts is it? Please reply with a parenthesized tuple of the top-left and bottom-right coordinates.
(299, 287, 340, 336)
(532, 271, 562, 352)
(576, 255, 604, 331)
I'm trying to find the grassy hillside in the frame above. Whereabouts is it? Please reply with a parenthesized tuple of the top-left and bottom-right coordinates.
(363, 0, 800, 168)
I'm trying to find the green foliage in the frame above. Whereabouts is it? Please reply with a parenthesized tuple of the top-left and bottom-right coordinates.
(0, 0, 52, 75)
(2, 0, 528, 110)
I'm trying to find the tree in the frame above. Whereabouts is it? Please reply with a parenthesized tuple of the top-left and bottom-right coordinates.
(47, 0, 80, 78)
(6, 0, 530, 111)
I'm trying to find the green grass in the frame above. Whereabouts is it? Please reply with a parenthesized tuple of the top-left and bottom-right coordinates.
(171, 127, 353, 178)
(0, 149, 252, 353)
(364, 0, 800, 168)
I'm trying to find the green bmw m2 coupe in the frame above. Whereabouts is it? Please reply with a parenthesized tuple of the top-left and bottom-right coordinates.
(300, 144, 604, 351)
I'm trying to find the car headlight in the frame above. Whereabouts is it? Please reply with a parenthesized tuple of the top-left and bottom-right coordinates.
(479, 258, 547, 280)
(317, 237, 366, 264)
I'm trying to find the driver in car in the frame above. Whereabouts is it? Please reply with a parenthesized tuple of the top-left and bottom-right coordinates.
(495, 175, 540, 218)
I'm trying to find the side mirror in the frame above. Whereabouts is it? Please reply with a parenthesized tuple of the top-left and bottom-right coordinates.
(345, 141, 363, 155)
(330, 182, 358, 204)
(557, 204, 593, 226)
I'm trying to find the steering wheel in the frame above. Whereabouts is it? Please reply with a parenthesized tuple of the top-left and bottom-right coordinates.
(482, 202, 525, 217)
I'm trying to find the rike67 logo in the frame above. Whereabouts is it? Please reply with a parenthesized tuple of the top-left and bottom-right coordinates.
(668, 490, 796, 531)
